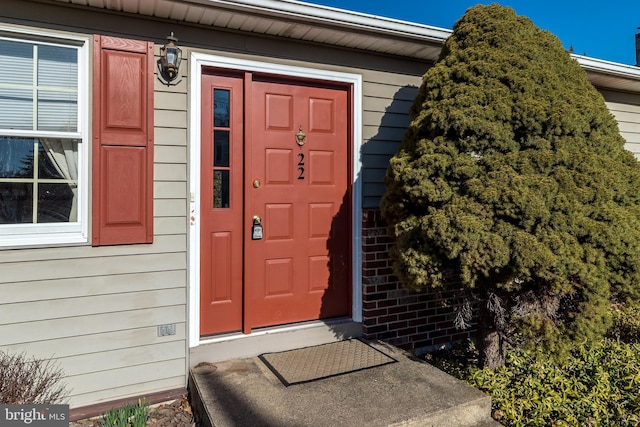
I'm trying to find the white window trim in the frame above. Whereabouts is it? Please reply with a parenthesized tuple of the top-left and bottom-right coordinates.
(188, 52, 363, 347)
(0, 25, 90, 248)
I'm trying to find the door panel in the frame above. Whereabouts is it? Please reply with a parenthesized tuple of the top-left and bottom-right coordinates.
(200, 74, 244, 336)
(244, 79, 351, 330)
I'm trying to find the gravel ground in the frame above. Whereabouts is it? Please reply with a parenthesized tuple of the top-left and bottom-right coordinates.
(69, 395, 195, 427)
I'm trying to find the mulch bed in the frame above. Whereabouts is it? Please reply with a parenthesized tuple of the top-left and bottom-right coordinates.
(69, 395, 194, 427)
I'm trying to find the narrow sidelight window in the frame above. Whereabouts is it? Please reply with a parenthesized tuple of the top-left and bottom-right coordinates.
(212, 89, 232, 209)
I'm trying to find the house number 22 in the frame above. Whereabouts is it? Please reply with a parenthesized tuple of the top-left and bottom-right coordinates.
(297, 153, 305, 180)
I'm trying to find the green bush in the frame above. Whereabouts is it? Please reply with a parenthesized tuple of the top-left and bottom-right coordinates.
(101, 399, 147, 427)
(382, 3, 640, 368)
(608, 304, 640, 343)
(427, 306, 640, 425)
(461, 340, 640, 426)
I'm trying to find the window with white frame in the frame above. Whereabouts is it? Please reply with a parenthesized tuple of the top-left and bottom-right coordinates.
(0, 28, 88, 247)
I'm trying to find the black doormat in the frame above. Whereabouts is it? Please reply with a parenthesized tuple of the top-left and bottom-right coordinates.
(259, 339, 396, 386)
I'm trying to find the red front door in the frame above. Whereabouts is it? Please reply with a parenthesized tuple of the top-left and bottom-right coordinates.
(200, 71, 351, 336)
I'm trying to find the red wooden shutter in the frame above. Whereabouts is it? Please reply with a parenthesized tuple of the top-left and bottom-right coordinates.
(92, 35, 154, 246)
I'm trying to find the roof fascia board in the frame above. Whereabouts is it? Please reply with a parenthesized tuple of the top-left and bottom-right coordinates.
(180, 0, 451, 43)
(574, 54, 640, 81)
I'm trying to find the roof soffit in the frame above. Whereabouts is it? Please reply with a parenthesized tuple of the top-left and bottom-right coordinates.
(44, 0, 640, 93)
(49, 0, 449, 61)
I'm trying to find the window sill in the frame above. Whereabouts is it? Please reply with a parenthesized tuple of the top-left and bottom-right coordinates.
(0, 223, 88, 249)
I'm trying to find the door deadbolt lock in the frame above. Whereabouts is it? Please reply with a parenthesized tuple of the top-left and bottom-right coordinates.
(253, 179, 261, 188)
(252, 215, 263, 240)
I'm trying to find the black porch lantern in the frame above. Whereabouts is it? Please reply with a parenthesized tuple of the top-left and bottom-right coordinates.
(158, 32, 182, 85)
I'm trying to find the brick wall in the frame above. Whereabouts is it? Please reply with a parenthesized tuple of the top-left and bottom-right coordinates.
(361, 208, 476, 353)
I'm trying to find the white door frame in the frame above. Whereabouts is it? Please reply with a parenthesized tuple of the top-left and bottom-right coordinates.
(188, 52, 363, 347)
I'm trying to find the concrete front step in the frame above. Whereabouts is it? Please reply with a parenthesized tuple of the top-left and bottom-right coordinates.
(189, 340, 498, 427)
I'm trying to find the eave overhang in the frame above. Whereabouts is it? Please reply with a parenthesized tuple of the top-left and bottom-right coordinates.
(45, 0, 640, 93)
(575, 55, 640, 94)
(50, 0, 450, 62)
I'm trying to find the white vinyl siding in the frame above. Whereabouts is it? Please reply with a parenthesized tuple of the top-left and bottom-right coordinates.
(361, 75, 422, 208)
(601, 89, 640, 159)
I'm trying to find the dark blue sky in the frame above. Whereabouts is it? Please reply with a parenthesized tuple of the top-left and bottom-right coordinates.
(308, 1, 640, 66)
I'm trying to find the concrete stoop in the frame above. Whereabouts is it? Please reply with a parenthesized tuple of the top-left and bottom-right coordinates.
(188, 340, 500, 427)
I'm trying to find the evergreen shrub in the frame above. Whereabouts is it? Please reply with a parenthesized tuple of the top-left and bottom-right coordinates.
(382, 3, 640, 367)
(608, 304, 640, 343)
